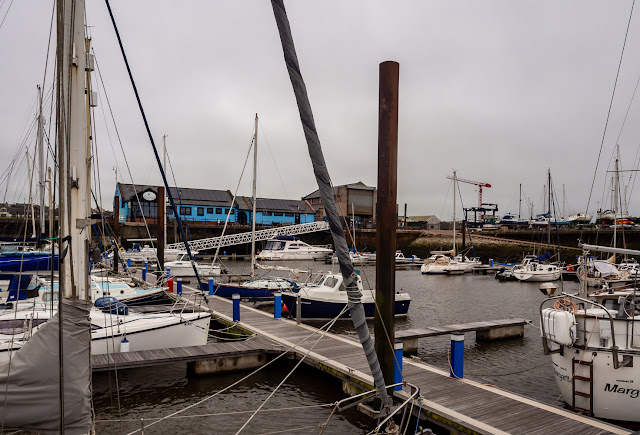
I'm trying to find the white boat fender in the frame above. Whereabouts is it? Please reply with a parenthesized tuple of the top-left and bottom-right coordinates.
(121, 337, 130, 353)
(541, 308, 576, 346)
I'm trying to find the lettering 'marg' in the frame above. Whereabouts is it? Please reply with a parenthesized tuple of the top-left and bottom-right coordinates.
(605, 384, 640, 399)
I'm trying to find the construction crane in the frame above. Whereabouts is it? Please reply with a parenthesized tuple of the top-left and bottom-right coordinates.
(447, 175, 491, 207)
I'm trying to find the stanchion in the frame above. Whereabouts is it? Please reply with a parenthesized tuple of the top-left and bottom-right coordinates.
(450, 333, 464, 378)
(177, 278, 183, 296)
(393, 341, 403, 391)
(296, 293, 302, 324)
(208, 278, 214, 295)
(232, 294, 240, 322)
(142, 261, 148, 281)
(274, 292, 281, 319)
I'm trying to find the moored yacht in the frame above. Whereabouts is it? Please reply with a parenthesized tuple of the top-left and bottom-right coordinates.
(512, 255, 561, 282)
(540, 243, 640, 422)
(280, 272, 410, 319)
(258, 235, 332, 260)
(164, 251, 222, 278)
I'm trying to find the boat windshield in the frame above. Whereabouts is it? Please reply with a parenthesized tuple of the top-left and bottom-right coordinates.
(323, 276, 339, 288)
(264, 241, 285, 251)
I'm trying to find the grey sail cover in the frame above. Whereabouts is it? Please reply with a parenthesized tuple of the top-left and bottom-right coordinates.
(0, 300, 92, 433)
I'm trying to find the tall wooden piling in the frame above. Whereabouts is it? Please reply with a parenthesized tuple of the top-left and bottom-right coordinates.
(375, 61, 399, 386)
(113, 195, 120, 272)
(157, 186, 165, 270)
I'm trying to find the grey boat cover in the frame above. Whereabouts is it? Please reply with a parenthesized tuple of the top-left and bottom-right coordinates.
(0, 300, 92, 433)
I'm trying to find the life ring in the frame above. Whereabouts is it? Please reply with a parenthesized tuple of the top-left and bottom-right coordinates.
(119, 247, 125, 252)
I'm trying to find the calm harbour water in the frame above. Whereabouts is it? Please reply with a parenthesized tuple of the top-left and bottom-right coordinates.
(93, 259, 581, 434)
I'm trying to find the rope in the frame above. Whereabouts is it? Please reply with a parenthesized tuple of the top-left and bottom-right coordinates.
(553, 298, 578, 313)
(235, 305, 349, 434)
(125, 301, 349, 435)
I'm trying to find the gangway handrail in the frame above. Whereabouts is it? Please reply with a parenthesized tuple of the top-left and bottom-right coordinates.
(166, 221, 330, 251)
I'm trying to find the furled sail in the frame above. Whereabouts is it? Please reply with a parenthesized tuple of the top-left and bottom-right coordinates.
(271, 0, 390, 406)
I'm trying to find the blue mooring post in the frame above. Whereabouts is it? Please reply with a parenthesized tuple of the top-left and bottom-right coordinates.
(166, 267, 171, 278)
(142, 262, 148, 281)
(412, 255, 415, 263)
(127, 258, 131, 269)
(274, 292, 282, 319)
(393, 341, 403, 391)
(450, 333, 464, 378)
(177, 278, 183, 296)
(490, 259, 494, 268)
(208, 278, 214, 295)
(232, 294, 240, 322)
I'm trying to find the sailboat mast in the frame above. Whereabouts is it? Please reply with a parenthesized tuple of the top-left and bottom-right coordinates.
(26, 150, 37, 238)
(518, 183, 522, 219)
(37, 85, 46, 240)
(250, 114, 258, 277)
(162, 134, 167, 254)
(547, 169, 551, 246)
(57, 0, 91, 300)
(452, 171, 456, 253)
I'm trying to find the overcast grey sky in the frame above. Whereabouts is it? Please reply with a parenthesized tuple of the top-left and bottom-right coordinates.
(1, 1, 640, 220)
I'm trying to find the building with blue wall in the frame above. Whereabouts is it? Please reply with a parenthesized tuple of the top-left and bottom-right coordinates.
(114, 183, 316, 226)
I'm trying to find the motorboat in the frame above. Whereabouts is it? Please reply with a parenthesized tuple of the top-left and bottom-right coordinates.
(330, 251, 372, 265)
(512, 255, 561, 282)
(568, 213, 592, 224)
(540, 244, 640, 422)
(164, 251, 221, 278)
(528, 213, 550, 227)
(420, 252, 472, 274)
(257, 236, 332, 260)
(280, 272, 411, 319)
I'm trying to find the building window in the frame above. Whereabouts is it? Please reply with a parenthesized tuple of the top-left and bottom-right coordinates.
(311, 197, 321, 204)
(216, 208, 222, 214)
(263, 211, 272, 216)
(197, 207, 204, 216)
(274, 212, 283, 217)
(207, 208, 214, 214)
(180, 207, 191, 216)
(225, 209, 231, 214)
(284, 212, 294, 217)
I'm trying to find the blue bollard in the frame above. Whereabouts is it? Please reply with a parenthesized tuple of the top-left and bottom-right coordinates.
(412, 255, 415, 263)
(177, 278, 183, 296)
(394, 341, 403, 391)
(166, 267, 171, 278)
(208, 278, 214, 296)
(274, 292, 282, 319)
(142, 262, 148, 281)
(232, 294, 240, 322)
(490, 259, 494, 268)
(450, 333, 464, 378)
(127, 258, 131, 268)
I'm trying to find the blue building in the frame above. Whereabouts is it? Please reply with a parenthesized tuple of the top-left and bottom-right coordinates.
(114, 183, 316, 226)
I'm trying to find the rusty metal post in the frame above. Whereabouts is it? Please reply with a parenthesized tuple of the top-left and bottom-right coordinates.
(375, 61, 399, 387)
(157, 186, 165, 270)
(113, 195, 120, 272)
(403, 203, 407, 229)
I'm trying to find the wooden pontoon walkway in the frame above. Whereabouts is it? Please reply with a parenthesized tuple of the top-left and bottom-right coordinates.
(184, 285, 628, 435)
(92, 337, 275, 372)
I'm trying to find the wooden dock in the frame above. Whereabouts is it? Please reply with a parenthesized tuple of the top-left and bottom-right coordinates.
(92, 337, 276, 373)
(183, 285, 628, 434)
(396, 318, 527, 354)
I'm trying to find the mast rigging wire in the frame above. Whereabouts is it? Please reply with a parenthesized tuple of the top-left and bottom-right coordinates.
(103, 0, 203, 287)
(585, 0, 636, 216)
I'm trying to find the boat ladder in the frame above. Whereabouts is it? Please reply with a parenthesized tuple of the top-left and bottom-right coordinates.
(571, 353, 594, 416)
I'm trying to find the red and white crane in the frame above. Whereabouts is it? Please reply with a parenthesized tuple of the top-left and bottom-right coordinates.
(446, 175, 491, 207)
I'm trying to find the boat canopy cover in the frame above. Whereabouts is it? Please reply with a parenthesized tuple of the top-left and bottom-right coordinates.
(0, 300, 92, 433)
(593, 261, 620, 277)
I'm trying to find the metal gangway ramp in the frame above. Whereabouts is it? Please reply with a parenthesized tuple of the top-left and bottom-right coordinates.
(166, 221, 330, 251)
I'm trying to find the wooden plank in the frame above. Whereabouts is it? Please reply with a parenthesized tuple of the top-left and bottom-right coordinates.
(395, 318, 527, 340)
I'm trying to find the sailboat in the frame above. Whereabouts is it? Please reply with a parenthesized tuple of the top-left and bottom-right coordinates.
(0, 4, 212, 430)
(421, 172, 474, 274)
(200, 114, 299, 298)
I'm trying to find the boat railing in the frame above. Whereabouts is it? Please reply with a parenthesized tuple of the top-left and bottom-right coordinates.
(539, 293, 625, 369)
